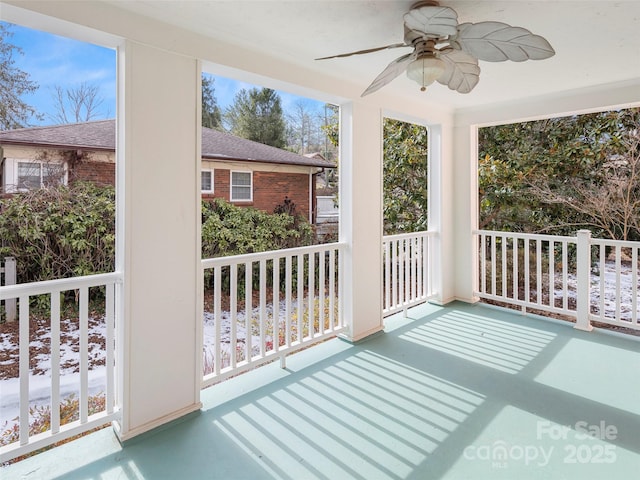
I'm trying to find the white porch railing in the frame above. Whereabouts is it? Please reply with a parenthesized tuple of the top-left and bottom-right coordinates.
(1, 257, 17, 322)
(590, 235, 640, 328)
(382, 231, 436, 316)
(474, 229, 640, 331)
(0, 272, 121, 463)
(201, 242, 346, 387)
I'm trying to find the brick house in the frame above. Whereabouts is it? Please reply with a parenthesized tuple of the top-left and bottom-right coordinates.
(0, 119, 335, 222)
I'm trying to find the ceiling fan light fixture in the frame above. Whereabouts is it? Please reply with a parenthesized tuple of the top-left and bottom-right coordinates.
(319, 1, 554, 97)
(406, 54, 446, 91)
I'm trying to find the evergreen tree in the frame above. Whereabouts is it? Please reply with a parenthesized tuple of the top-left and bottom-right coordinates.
(225, 87, 286, 147)
(201, 75, 222, 129)
(383, 118, 428, 235)
(0, 23, 41, 129)
(479, 107, 640, 239)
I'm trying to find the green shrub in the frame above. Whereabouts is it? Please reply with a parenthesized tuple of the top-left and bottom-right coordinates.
(0, 182, 115, 283)
(0, 187, 312, 284)
(201, 198, 312, 258)
(202, 198, 314, 294)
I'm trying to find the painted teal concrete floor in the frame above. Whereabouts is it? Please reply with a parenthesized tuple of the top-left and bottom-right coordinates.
(4, 301, 640, 479)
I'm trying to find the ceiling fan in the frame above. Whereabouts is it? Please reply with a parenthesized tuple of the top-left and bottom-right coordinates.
(316, 0, 555, 96)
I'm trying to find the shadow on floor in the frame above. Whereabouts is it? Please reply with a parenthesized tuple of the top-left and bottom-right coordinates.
(5, 302, 640, 479)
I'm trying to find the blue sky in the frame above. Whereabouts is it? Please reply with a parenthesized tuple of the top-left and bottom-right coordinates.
(2, 21, 325, 128)
(4, 22, 116, 125)
(208, 74, 325, 118)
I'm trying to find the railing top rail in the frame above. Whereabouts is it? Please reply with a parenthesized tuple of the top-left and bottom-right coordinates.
(383, 230, 436, 242)
(590, 237, 640, 249)
(0, 271, 122, 299)
(202, 242, 347, 269)
(473, 230, 576, 243)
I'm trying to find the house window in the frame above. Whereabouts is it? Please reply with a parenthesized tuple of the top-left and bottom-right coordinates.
(201, 169, 213, 193)
(230, 171, 252, 201)
(17, 161, 66, 190)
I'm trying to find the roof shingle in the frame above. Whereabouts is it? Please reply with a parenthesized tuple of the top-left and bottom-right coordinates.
(0, 120, 115, 150)
(0, 120, 335, 168)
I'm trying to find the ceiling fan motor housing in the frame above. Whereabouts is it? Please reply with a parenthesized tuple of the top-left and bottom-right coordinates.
(410, 0, 442, 9)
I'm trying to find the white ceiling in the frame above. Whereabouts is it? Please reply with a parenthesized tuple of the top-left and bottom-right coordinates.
(107, 0, 640, 110)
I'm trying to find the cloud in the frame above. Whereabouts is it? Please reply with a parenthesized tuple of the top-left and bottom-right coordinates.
(3, 22, 116, 125)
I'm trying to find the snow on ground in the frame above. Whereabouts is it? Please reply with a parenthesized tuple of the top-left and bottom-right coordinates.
(202, 300, 289, 374)
(1, 301, 289, 436)
(589, 261, 640, 320)
(0, 316, 108, 436)
(0, 370, 107, 436)
(555, 260, 640, 321)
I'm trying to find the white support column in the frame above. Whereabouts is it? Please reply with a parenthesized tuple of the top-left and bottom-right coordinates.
(114, 40, 202, 441)
(339, 101, 384, 342)
(450, 121, 479, 303)
(427, 123, 457, 305)
(575, 229, 594, 331)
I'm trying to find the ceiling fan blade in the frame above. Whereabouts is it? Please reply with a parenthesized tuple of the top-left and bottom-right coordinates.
(403, 5, 458, 40)
(437, 48, 480, 94)
(361, 52, 416, 97)
(315, 43, 409, 60)
(451, 22, 555, 62)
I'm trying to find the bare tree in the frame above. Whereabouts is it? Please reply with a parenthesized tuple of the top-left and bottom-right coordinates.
(50, 82, 105, 124)
(285, 100, 341, 159)
(287, 100, 313, 154)
(527, 124, 640, 240)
